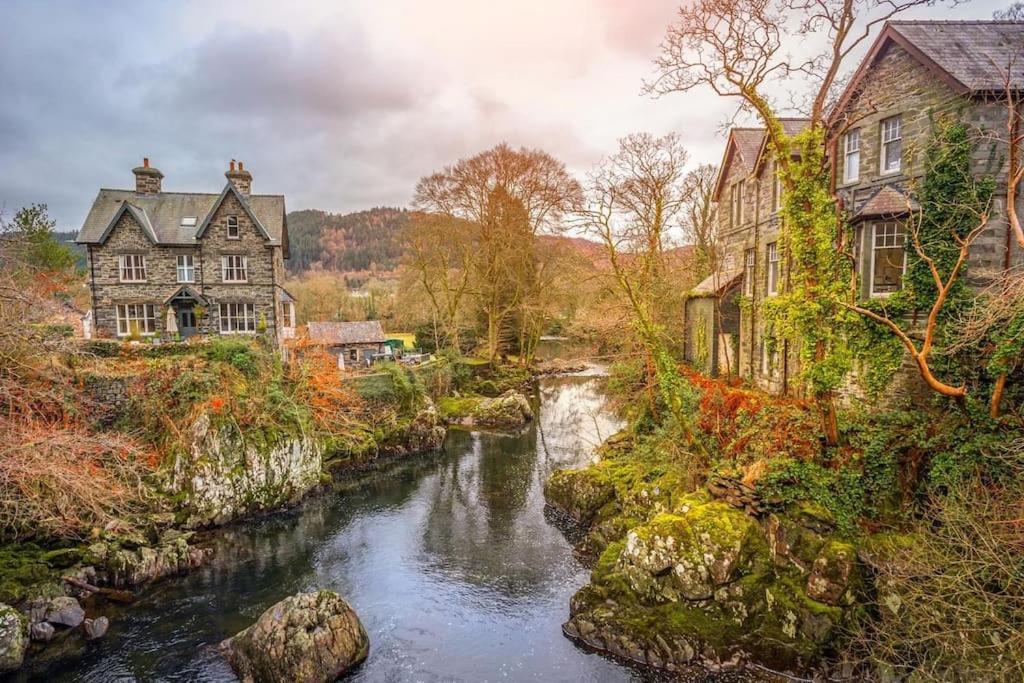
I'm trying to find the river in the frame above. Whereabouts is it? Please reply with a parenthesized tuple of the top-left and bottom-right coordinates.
(27, 370, 668, 682)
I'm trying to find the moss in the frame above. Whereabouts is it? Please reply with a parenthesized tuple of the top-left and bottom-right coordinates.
(544, 469, 615, 524)
(0, 544, 61, 604)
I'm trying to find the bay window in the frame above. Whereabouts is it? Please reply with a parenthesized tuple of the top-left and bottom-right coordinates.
(870, 221, 906, 296)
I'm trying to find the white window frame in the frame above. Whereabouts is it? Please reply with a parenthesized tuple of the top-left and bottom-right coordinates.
(176, 254, 195, 283)
(880, 116, 902, 174)
(844, 128, 861, 183)
(734, 180, 745, 226)
(281, 301, 295, 328)
(743, 248, 755, 296)
(221, 255, 248, 283)
(766, 242, 780, 296)
(869, 221, 907, 297)
(218, 302, 256, 334)
(227, 215, 240, 239)
(118, 254, 147, 282)
(116, 303, 156, 337)
(772, 171, 782, 212)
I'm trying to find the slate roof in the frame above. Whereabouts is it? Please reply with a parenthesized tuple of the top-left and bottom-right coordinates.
(888, 21, 1024, 92)
(77, 185, 286, 246)
(732, 128, 767, 174)
(307, 321, 387, 346)
(854, 185, 919, 218)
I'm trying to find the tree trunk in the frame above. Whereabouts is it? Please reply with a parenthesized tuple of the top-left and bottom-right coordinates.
(990, 372, 1007, 418)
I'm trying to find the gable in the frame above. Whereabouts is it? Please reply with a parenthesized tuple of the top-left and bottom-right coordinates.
(96, 202, 158, 245)
(713, 129, 765, 201)
(195, 182, 272, 242)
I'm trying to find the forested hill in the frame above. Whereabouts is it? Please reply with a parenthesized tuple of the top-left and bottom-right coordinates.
(286, 207, 410, 273)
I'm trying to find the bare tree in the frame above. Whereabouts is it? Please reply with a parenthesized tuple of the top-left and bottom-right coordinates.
(681, 163, 720, 279)
(577, 133, 708, 455)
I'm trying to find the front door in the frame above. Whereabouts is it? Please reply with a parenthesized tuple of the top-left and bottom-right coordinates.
(177, 307, 197, 338)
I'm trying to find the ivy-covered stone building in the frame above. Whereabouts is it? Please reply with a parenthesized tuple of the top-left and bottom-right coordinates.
(687, 19, 1024, 395)
(76, 159, 297, 343)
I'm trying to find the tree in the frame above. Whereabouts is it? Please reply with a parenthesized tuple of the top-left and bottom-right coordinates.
(681, 163, 720, 280)
(413, 144, 581, 363)
(649, 0, 934, 444)
(994, 2, 1024, 20)
(577, 132, 707, 456)
(1, 203, 76, 274)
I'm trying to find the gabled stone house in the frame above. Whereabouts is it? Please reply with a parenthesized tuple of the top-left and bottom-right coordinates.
(77, 160, 296, 343)
(687, 19, 1023, 396)
(306, 320, 389, 368)
(830, 20, 1024, 301)
(685, 119, 808, 392)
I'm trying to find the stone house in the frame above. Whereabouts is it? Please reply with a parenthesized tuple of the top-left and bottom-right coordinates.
(76, 159, 296, 343)
(687, 19, 1023, 396)
(684, 120, 809, 392)
(306, 320, 389, 368)
(830, 20, 1024, 300)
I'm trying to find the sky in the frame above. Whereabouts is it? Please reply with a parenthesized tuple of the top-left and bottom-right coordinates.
(0, 0, 1010, 231)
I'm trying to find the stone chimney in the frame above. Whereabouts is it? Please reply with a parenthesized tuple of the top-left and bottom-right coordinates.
(225, 159, 252, 195)
(132, 158, 163, 195)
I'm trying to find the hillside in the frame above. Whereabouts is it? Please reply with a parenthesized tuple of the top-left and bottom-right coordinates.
(286, 207, 410, 273)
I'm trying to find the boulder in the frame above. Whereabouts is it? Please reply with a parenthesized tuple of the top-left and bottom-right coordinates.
(84, 530, 209, 588)
(544, 469, 615, 525)
(806, 540, 857, 605)
(379, 401, 447, 457)
(447, 391, 534, 430)
(43, 596, 85, 628)
(221, 590, 369, 683)
(30, 621, 55, 642)
(0, 603, 26, 673)
(83, 616, 109, 640)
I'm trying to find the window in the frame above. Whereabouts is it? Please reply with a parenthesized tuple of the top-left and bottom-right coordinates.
(218, 303, 256, 333)
(733, 180, 745, 226)
(870, 221, 906, 296)
(881, 116, 902, 173)
(766, 242, 780, 296)
(349, 348, 358, 361)
(227, 215, 240, 239)
(180, 216, 197, 228)
(282, 302, 294, 328)
(118, 254, 147, 282)
(743, 248, 755, 296)
(222, 255, 248, 282)
(844, 129, 861, 183)
(772, 170, 782, 212)
(176, 254, 195, 283)
(116, 304, 156, 336)
(760, 339, 777, 377)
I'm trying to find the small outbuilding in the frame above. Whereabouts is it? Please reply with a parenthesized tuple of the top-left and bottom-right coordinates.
(307, 320, 389, 368)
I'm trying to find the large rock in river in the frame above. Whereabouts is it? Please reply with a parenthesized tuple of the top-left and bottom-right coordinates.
(447, 390, 534, 430)
(0, 603, 27, 673)
(221, 590, 369, 683)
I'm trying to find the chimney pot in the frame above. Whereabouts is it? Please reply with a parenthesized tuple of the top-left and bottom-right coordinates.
(230, 159, 236, 172)
(238, 161, 244, 171)
(143, 157, 149, 168)
(225, 160, 252, 195)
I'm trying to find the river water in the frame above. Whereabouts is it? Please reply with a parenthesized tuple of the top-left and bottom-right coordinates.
(29, 370, 664, 682)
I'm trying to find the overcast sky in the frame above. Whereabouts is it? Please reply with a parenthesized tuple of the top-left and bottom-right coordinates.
(0, 0, 1008, 230)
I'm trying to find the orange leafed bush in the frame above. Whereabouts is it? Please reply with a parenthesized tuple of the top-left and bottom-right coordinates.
(681, 366, 821, 468)
(287, 348, 363, 435)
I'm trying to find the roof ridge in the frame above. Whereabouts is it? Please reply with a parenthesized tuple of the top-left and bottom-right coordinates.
(98, 187, 283, 198)
(888, 19, 1024, 25)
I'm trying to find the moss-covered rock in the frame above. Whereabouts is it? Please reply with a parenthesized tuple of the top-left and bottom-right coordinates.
(544, 469, 615, 524)
(0, 603, 26, 673)
(440, 390, 533, 430)
(84, 530, 209, 588)
(563, 495, 859, 674)
(220, 590, 369, 683)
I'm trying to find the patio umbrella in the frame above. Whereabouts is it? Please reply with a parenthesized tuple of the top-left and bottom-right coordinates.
(166, 307, 178, 334)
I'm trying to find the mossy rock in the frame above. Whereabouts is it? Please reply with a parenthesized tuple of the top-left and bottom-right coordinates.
(544, 469, 615, 524)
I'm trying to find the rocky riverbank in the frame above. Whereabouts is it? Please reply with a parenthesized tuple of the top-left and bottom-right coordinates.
(545, 432, 860, 676)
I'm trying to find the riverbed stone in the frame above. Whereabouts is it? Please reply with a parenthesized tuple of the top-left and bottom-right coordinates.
(30, 621, 54, 642)
(379, 400, 447, 457)
(0, 603, 27, 673)
(84, 530, 209, 588)
(448, 391, 534, 429)
(43, 596, 85, 628)
(221, 590, 369, 683)
(83, 616, 109, 640)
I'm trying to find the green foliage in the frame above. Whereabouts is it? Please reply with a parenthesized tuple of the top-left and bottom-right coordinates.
(758, 457, 865, 534)
(203, 338, 261, 377)
(2, 204, 78, 273)
(763, 127, 853, 396)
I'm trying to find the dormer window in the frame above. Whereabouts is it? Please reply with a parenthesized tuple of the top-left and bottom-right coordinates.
(180, 216, 198, 228)
(227, 215, 240, 239)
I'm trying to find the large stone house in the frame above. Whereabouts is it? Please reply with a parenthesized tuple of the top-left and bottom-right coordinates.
(686, 19, 1023, 394)
(77, 159, 296, 343)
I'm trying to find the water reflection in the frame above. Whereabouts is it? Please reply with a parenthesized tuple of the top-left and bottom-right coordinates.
(29, 372, 647, 683)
